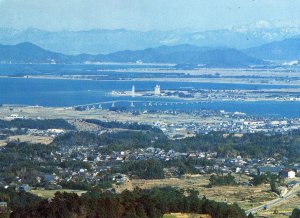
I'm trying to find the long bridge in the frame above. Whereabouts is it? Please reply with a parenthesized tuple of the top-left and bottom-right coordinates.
(73, 100, 212, 109)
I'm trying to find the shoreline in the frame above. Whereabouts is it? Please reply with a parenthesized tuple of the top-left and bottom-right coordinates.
(1, 75, 300, 86)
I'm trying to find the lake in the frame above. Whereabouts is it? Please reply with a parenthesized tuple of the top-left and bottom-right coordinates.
(0, 77, 300, 118)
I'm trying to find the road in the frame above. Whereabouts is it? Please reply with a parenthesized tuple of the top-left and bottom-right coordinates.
(246, 186, 300, 215)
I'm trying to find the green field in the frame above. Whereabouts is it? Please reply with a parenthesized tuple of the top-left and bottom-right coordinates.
(30, 188, 87, 199)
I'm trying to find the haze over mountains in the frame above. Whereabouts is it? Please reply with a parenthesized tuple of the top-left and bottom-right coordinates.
(245, 38, 300, 61)
(1, 24, 300, 67)
(1, 36, 300, 67)
(0, 42, 68, 63)
(1, 23, 300, 55)
(0, 42, 265, 67)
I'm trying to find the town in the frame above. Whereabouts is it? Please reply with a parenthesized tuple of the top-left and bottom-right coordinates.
(1, 109, 300, 216)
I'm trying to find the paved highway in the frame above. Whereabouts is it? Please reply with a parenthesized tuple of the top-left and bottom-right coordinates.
(246, 187, 300, 216)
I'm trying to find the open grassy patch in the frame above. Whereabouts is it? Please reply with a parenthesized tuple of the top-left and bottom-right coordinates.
(163, 213, 211, 218)
(30, 188, 86, 199)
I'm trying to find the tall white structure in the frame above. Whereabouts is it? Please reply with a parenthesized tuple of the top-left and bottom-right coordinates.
(154, 85, 161, 95)
(132, 85, 135, 97)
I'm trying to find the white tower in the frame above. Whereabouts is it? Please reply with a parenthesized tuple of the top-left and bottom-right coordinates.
(132, 85, 135, 97)
(154, 85, 161, 95)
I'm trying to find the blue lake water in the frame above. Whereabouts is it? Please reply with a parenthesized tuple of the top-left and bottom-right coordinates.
(0, 77, 299, 118)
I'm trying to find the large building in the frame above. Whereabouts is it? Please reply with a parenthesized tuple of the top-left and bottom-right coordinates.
(154, 85, 161, 95)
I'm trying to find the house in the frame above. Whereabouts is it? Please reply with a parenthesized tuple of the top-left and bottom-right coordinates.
(112, 174, 129, 184)
(0, 202, 7, 213)
(0, 202, 7, 207)
(18, 184, 30, 192)
(280, 168, 296, 178)
(43, 174, 55, 183)
(257, 166, 284, 175)
(287, 181, 299, 188)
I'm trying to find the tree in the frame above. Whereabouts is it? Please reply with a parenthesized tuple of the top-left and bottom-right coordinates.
(209, 173, 237, 187)
(121, 159, 165, 179)
(290, 208, 300, 218)
(251, 174, 269, 186)
(248, 212, 255, 218)
(270, 176, 280, 195)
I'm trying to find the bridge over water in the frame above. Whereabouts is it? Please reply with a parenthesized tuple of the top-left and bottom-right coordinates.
(73, 100, 212, 110)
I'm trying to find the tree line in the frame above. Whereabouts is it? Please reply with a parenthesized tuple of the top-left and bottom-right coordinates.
(0, 119, 75, 130)
(84, 119, 162, 132)
(9, 187, 249, 218)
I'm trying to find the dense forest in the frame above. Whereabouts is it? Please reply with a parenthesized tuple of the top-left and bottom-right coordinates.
(84, 119, 161, 132)
(0, 119, 75, 130)
(120, 159, 165, 179)
(175, 131, 300, 161)
(0, 142, 57, 185)
(7, 187, 248, 218)
(52, 130, 168, 152)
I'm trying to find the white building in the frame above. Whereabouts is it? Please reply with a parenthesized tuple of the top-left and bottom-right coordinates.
(154, 85, 161, 95)
(132, 85, 135, 97)
(287, 170, 296, 178)
(281, 169, 296, 178)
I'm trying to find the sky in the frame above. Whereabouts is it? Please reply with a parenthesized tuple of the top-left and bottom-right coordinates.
(0, 0, 300, 31)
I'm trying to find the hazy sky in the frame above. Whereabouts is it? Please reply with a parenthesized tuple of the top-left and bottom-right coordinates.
(0, 0, 300, 31)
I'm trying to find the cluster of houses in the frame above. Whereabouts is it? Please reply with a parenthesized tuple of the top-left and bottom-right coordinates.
(257, 165, 299, 178)
(0, 138, 299, 203)
(171, 88, 300, 102)
(1, 116, 300, 197)
(148, 109, 300, 137)
(27, 128, 65, 137)
(12, 144, 300, 189)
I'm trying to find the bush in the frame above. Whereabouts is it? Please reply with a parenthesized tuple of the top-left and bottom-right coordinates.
(208, 174, 237, 187)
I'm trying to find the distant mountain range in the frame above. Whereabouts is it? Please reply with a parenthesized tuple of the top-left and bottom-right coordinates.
(0, 42, 265, 67)
(1, 25, 300, 54)
(0, 42, 69, 63)
(2, 34, 300, 67)
(244, 38, 300, 60)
